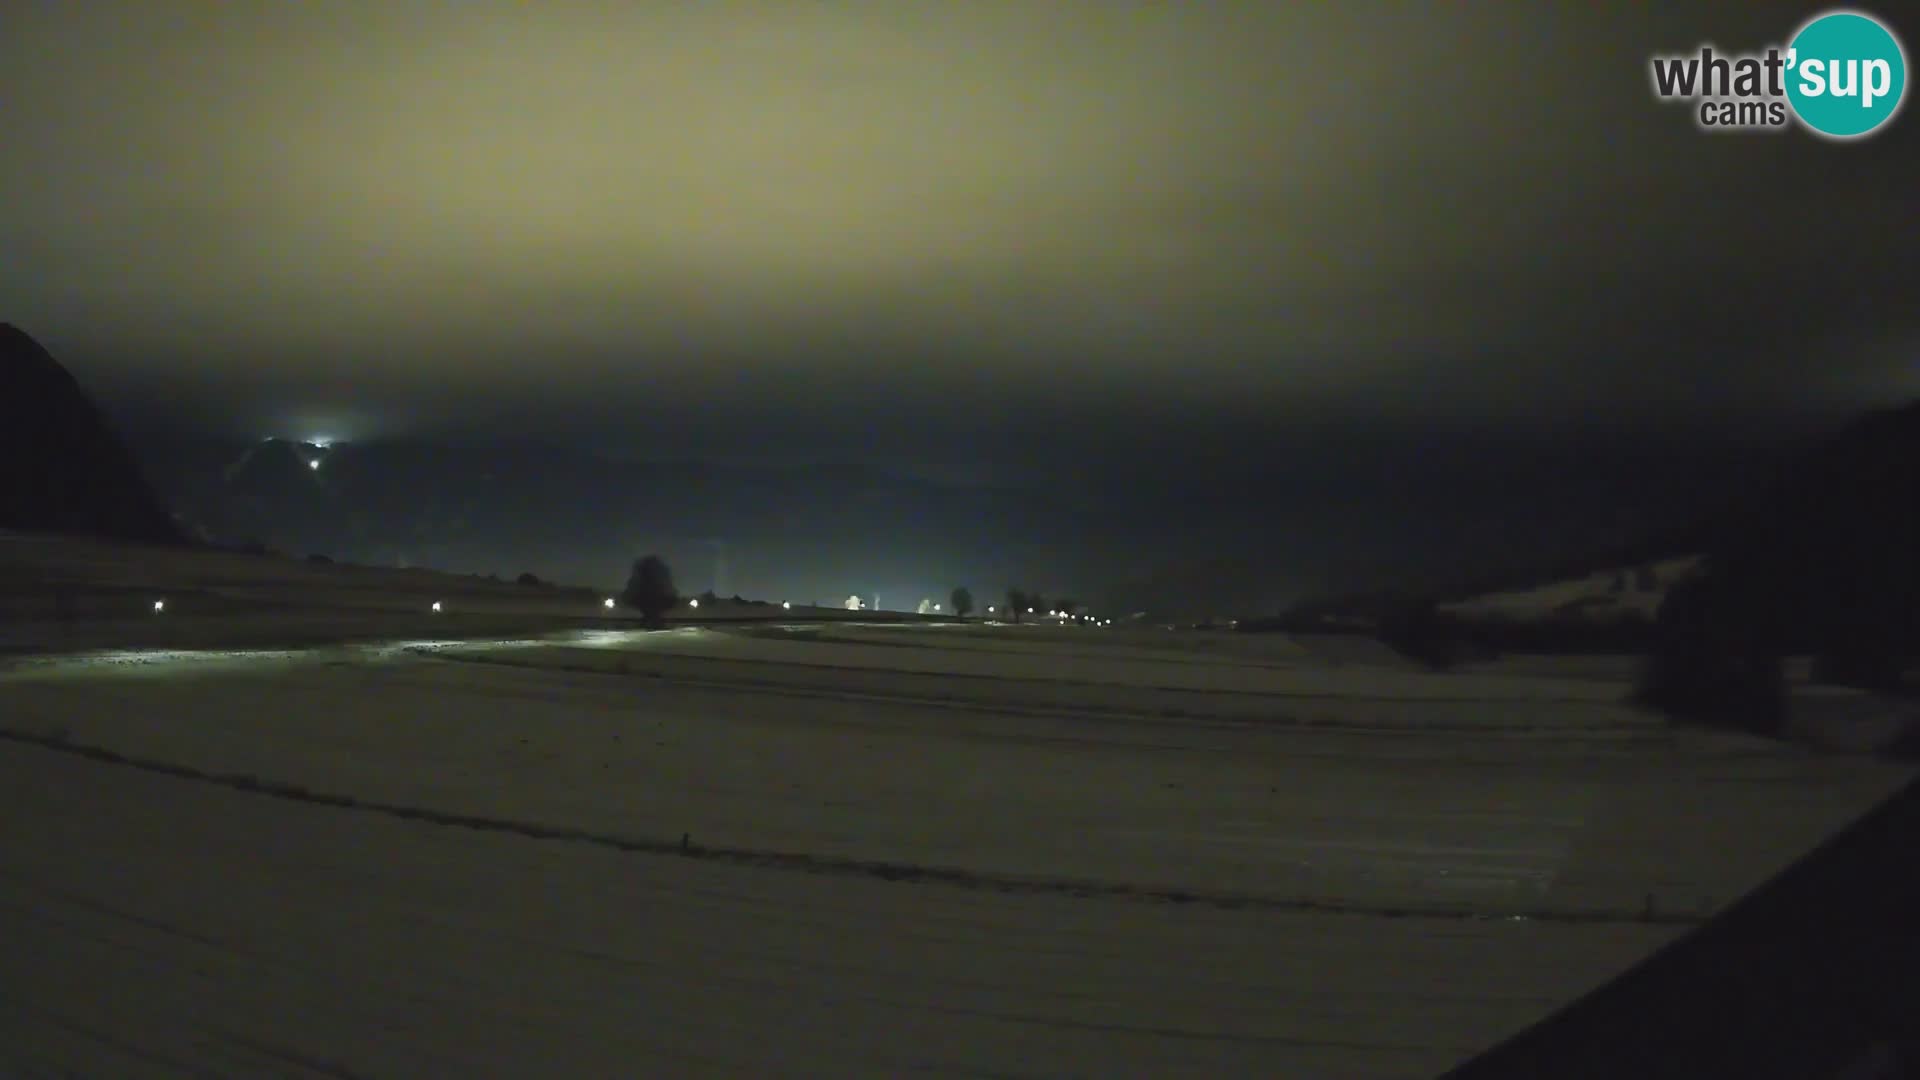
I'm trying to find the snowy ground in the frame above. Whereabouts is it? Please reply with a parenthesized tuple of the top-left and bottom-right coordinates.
(1, 540, 1913, 1076)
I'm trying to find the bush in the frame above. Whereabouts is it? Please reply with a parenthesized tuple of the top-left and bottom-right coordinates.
(516, 572, 543, 587)
(620, 555, 678, 628)
(306, 553, 333, 565)
(1378, 600, 1463, 671)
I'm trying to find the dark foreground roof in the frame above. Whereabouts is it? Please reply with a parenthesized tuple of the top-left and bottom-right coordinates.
(1442, 772, 1920, 1079)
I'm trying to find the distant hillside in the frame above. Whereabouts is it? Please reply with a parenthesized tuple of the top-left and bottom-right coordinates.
(1260, 400, 1920, 656)
(129, 435, 1071, 595)
(0, 324, 181, 545)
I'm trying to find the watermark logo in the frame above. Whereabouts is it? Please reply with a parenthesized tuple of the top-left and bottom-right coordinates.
(1650, 9, 1907, 139)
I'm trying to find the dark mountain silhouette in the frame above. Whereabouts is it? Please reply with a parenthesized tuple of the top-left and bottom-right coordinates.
(1260, 401, 1920, 669)
(0, 323, 181, 544)
(1543, 401, 1920, 620)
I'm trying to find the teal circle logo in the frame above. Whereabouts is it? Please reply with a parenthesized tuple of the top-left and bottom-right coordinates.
(1786, 10, 1907, 138)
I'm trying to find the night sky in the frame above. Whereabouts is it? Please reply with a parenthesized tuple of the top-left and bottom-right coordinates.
(3, 4, 1916, 609)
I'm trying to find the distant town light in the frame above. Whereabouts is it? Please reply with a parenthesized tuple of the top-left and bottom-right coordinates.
(430, 601, 443, 613)
(307, 459, 321, 471)
(152, 599, 166, 614)
(933, 603, 942, 611)
(782, 601, 792, 610)
(603, 597, 616, 609)
(986, 605, 995, 613)
(688, 598, 699, 609)
(1027, 607, 1034, 614)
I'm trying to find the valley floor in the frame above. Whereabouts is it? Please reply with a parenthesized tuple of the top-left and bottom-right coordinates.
(0, 538, 1911, 1076)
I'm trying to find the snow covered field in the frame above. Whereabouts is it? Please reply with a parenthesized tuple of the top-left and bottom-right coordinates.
(1, 541, 1913, 1076)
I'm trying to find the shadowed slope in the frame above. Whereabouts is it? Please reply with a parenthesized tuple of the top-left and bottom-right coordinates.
(0, 323, 181, 544)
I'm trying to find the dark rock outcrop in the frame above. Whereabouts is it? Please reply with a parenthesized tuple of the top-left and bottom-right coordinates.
(0, 323, 181, 544)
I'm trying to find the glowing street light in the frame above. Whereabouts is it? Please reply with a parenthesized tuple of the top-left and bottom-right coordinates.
(782, 601, 792, 610)
(430, 601, 443, 613)
(933, 603, 942, 612)
(152, 599, 166, 614)
(307, 459, 320, 471)
(603, 597, 616, 609)
(688, 598, 699, 609)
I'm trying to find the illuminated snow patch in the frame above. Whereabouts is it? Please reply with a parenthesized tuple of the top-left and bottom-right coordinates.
(546, 628, 702, 649)
(0, 646, 312, 679)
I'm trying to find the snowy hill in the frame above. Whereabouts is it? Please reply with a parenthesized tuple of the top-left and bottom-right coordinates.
(1442, 556, 1702, 625)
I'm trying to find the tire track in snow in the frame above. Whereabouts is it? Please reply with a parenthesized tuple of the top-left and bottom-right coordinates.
(0, 726, 1705, 928)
